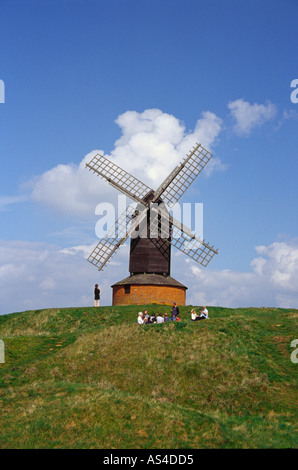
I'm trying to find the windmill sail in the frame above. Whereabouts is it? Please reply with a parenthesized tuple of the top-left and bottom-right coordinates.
(149, 205, 218, 267)
(87, 205, 148, 271)
(86, 153, 153, 204)
(153, 143, 213, 207)
(86, 142, 218, 272)
(170, 229, 217, 267)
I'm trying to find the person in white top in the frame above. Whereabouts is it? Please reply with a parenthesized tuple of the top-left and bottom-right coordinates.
(156, 313, 164, 324)
(199, 306, 208, 319)
(191, 306, 209, 321)
(191, 309, 197, 321)
(137, 312, 144, 324)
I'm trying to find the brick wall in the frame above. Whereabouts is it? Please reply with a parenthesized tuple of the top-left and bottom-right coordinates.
(112, 284, 186, 306)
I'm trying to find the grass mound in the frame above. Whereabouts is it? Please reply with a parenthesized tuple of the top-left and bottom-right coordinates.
(0, 305, 297, 448)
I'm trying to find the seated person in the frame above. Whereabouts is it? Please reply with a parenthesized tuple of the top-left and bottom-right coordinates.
(199, 306, 208, 319)
(148, 313, 157, 324)
(191, 306, 209, 321)
(191, 309, 197, 321)
(163, 313, 169, 322)
(156, 313, 164, 324)
(137, 312, 144, 324)
(143, 311, 149, 324)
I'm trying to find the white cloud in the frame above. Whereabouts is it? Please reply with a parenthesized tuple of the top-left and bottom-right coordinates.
(40, 277, 56, 290)
(113, 109, 224, 184)
(1, 237, 298, 316)
(281, 109, 298, 121)
(251, 241, 298, 292)
(60, 244, 97, 258)
(29, 108, 224, 217)
(30, 153, 115, 217)
(228, 99, 277, 135)
(275, 108, 298, 130)
(0, 195, 27, 211)
(173, 238, 298, 308)
(0, 239, 129, 315)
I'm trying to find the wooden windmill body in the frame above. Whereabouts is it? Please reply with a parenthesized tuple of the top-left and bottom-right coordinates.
(86, 143, 218, 305)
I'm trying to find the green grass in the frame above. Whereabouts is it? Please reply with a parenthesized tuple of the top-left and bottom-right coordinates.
(0, 305, 297, 448)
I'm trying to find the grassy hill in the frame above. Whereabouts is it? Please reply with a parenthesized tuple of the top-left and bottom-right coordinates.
(0, 304, 297, 449)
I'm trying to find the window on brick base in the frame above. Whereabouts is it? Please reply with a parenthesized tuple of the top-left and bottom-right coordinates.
(124, 285, 130, 294)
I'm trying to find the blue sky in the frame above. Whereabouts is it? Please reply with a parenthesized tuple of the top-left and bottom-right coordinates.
(0, 0, 298, 314)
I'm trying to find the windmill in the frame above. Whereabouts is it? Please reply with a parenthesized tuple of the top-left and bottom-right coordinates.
(85, 143, 218, 305)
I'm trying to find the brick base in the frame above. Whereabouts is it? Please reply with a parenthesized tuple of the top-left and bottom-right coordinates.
(112, 284, 186, 306)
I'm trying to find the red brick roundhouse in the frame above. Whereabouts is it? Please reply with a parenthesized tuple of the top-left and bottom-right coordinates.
(112, 274, 187, 306)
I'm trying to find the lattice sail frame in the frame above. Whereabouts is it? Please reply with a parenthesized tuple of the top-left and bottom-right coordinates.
(153, 143, 213, 207)
(86, 143, 218, 271)
(149, 206, 218, 267)
(87, 204, 148, 271)
(86, 154, 152, 204)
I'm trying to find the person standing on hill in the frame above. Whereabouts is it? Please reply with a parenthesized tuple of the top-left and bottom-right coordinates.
(170, 302, 179, 321)
(94, 284, 101, 307)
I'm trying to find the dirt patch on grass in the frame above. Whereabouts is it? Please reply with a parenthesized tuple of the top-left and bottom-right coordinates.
(273, 336, 289, 357)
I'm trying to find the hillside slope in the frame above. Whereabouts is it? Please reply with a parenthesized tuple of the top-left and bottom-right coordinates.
(0, 305, 297, 448)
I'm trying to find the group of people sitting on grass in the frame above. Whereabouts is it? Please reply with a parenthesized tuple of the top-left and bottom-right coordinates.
(137, 303, 209, 325)
(190, 306, 208, 321)
(137, 311, 171, 325)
